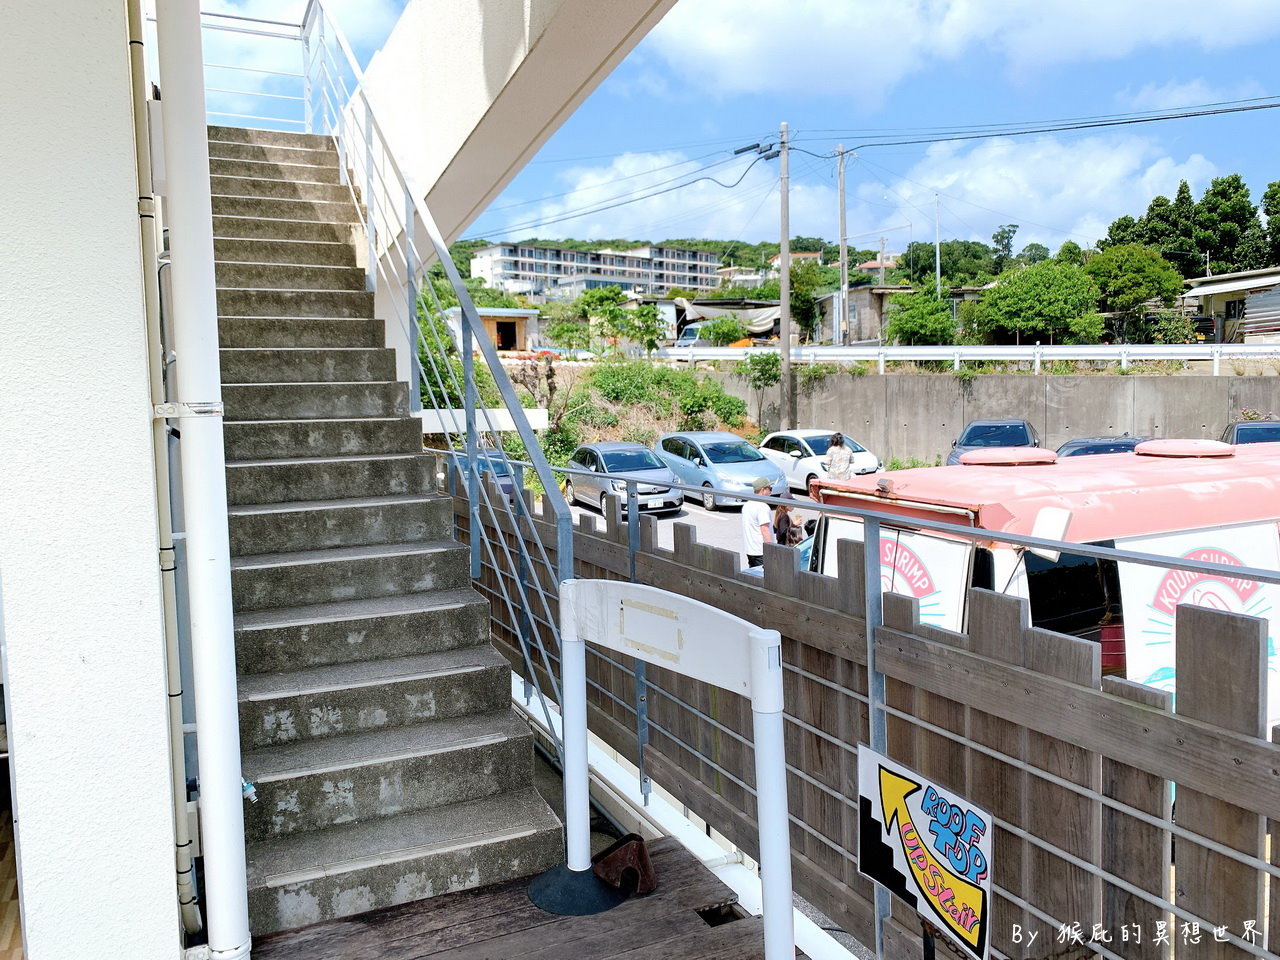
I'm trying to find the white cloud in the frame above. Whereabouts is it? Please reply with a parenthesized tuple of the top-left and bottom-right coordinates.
(849, 135, 1217, 250)
(475, 135, 1218, 250)
(476, 150, 838, 242)
(646, 0, 1280, 101)
(1116, 78, 1268, 112)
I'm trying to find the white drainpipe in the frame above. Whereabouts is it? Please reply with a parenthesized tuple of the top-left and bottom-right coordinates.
(126, 0, 202, 936)
(155, 2, 252, 958)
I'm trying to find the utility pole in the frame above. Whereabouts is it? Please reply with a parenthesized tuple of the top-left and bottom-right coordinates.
(934, 193, 942, 297)
(878, 236, 887, 286)
(779, 121, 792, 430)
(837, 145, 848, 346)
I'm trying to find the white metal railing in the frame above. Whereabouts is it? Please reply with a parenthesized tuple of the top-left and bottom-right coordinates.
(656, 341, 1280, 375)
(292, 1, 577, 756)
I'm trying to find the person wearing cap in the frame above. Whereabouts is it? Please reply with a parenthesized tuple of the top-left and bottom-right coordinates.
(742, 477, 775, 568)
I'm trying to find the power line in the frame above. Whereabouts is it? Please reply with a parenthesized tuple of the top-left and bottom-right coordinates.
(792, 98, 1280, 151)
(462, 150, 777, 240)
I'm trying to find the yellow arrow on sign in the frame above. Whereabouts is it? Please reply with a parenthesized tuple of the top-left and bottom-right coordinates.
(879, 766, 986, 951)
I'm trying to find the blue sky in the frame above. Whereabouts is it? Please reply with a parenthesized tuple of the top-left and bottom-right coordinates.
(214, 0, 1280, 254)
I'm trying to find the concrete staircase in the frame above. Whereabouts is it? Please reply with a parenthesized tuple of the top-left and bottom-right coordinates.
(210, 124, 561, 935)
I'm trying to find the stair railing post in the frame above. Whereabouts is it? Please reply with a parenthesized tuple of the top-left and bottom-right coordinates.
(155, 1, 252, 956)
(626, 483, 651, 806)
(404, 188, 421, 412)
(863, 516, 890, 960)
(461, 321, 481, 579)
(362, 104, 376, 293)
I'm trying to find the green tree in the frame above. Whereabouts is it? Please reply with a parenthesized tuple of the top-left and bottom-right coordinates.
(1262, 180, 1280, 266)
(1055, 240, 1084, 266)
(1084, 244, 1182, 314)
(882, 287, 955, 345)
(1101, 214, 1144, 249)
(973, 261, 1101, 344)
(1084, 244, 1183, 342)
(991, 224, 1019, 273)
(788, 259, 828, 339)
(734, 352, 781, 423)
(701, 316, 750, 345)
(901, 240, 996, 285)
(1018, 243, 1050, 265)
(1236, 218, 1271, 271)
(1194, 174, 1257, 273)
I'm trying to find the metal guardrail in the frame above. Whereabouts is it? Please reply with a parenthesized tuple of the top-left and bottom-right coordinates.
(655, 341, 1280, 375)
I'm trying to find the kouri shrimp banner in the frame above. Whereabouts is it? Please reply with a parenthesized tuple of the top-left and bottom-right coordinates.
(1117, 523, 1280, 728)
(857, 747, 993, 960)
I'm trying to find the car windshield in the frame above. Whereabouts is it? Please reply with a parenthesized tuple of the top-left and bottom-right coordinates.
(805, 435, 865, 455)
(477, 455, 511, 476)
(959, 423, 1030, 447)
(1062, 442, 1137, 456)
(703, 441, 765, 464)
(602, 449, 665, 472)
(1236, 423, 1280, 443)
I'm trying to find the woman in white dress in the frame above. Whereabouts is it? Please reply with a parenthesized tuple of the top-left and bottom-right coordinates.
(826, 432, 853, 480)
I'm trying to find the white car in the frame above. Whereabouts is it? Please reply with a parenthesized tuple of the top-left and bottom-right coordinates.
(759, 429, 879, 493)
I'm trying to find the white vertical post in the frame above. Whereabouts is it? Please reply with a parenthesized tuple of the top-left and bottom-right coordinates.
(748, 628, 793, 960)
(155, 1, 252, 958)
(560, 632, 592, 873)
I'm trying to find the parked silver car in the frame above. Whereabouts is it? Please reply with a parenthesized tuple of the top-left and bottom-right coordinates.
(654, 431, 786, 510)
(564, 442, 684, 514)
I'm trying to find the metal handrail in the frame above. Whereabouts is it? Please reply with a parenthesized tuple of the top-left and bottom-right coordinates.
(289, 0, 576, 754)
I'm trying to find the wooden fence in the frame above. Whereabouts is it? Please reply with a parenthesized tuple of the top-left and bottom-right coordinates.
(453, 476, 1280, 960)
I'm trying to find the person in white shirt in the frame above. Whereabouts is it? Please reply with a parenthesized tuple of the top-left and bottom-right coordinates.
(826, 432, 854, 480)
(742, 476, 775, 568)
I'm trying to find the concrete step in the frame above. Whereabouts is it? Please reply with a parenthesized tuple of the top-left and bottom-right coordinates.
(211, 194, 359, 223)
(219, 317, 380, 349)
(228, 494, 451, 556)
(234, 588, 488, 675)
(214, 237, 357, 267)
(242, 710, 534, 842)
(217, 287, 373, 319)
(215, 261, 366, 291)
(206, 139, 338, 167)
(223, 416, 422, 461)
(221, 347, 396, 384)
(209, 155, 342, 184)
(246, 787, 562, 935)
(213, 214, 359, 244)
(238, 646, 512, 750)
(222, 381, 408, 421)
(231, 541, 470, 611)
(208, 124, 334, 151)
(210, 174, 351, 204)
(226, 452, 433, 506)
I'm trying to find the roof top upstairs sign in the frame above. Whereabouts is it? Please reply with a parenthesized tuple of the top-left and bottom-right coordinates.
(857, 747, 993, 960)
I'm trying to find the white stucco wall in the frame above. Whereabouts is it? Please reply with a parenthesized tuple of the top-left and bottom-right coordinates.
(0, 1, 181, 956)
(362, 0, 677, 243)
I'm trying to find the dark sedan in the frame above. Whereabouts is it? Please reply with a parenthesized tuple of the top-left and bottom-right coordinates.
(946, 419, 1040, 465)
(1221, 420, 1280, 444)
(1056, 434, 1152, 457)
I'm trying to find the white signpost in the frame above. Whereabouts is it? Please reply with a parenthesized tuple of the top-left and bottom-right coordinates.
(555, 578, 795, 960)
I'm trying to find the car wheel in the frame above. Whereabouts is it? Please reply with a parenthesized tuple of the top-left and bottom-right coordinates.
(805, 473, 818, 491)
(701, 483, 718, 511)
(564, 480, 576, 506)
(599, 492, 611, 514)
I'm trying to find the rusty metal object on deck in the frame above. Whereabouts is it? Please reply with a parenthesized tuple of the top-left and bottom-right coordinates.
(591, 833, 657, 896)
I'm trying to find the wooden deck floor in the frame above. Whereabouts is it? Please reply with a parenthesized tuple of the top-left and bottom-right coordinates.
(254, 837, 785, 960)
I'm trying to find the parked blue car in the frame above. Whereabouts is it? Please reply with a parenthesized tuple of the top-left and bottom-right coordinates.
(654, 431, 786, 510)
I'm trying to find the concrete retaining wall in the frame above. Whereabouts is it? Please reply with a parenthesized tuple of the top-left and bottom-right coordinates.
(714, 371, 1280, 464)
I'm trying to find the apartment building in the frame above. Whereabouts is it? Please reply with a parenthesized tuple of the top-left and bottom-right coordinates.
(470, 242, 721, 297)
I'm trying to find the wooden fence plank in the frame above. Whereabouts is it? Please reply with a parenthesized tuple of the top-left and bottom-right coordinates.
(874, 628, 1280, 820)
(1100, 677, 1172, 960)
(1173, 605, 1267, 960)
